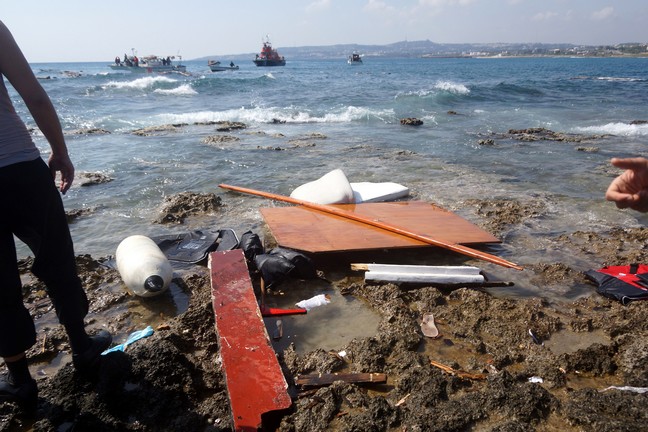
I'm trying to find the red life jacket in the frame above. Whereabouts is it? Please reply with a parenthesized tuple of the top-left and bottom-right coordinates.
(585, 263, 648, 305)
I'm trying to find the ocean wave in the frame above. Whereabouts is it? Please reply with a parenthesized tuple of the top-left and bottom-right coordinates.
(396, 81, 470, 99)
(575, 122, 648, 136)
(434, 81, 470, 94)
(153, 84, 197, 96)
(103, 75, 178, 90)
(153, 105, 396, 125)
(572, 76, 646, 82)
(596, 76, 645, 82)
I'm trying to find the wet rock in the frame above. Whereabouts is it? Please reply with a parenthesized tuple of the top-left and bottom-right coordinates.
(393, 149, 418, 157)
(465, 198, 544, 235)
(577, 146, 600, 153)
(562, 343, 616, 376)
(563, 388, 648, 431)
(289, 141, 316, 148)
(13, 212, 648, 430)
(215, 121, 247, 132)
(67, 128, 111, 135)
(288, 133, 327, 144)
(201, 135, 240, 145)
(506, 127, 601, 143)
(132, 124, 187, 136)
(557, 228, 648, 265)
(288, 348, 346, 375)
(400, 117, 424, 126)
(78, 171, 113, 186)
(478, 139, 495, 145)
(616, 335, 648, 386)
(304, 133, 327, 140)
(528, 262, 581, 287)
(66, 206, 97, 223)
(483, 371, 556, 423)
(155, 191, 223, 224)
(257, 145, 286, 151)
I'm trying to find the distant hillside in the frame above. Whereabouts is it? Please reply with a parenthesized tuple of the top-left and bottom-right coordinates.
(193, 40, 647, 61)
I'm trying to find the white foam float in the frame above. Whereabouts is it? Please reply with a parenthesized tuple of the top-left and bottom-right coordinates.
(116, 235, 173, 297)
(290, 169, 409, 204)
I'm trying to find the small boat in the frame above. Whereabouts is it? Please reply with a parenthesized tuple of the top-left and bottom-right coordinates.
(110, 52, 186, 73)
(253, 37, 286, 67)
(208, 60, 239, 72)
(348, 52, 363, 65)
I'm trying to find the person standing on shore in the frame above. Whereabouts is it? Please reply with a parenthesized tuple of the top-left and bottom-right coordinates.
(606, 157, 648, 212)
(0, 20, 112, 411)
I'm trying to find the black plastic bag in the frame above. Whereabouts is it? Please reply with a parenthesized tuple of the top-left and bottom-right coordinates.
(253, 247, 317, 289)
(240, 231, 264, 269)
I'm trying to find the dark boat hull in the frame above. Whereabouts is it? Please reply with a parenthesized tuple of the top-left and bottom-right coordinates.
(253, 59, 286, 67)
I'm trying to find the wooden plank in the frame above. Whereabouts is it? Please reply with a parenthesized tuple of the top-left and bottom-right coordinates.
(259, 201, 500, 253)
(296, 372, 388, 387)
(209, 250, 292, 431)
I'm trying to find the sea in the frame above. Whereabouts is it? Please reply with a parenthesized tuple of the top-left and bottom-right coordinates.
(13, 56, 648, 306)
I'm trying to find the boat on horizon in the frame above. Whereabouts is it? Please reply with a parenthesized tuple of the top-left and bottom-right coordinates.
(208, 60, 239, 72)
(348, 52, 363, 65)
(110, 52, 186, 73)
(253, 37, 286, 67)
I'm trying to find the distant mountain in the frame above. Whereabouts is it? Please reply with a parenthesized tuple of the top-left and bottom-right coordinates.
(192, 39, 637, 62)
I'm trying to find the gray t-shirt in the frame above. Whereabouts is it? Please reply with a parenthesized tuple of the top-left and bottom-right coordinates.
(0, 77, 40, 168)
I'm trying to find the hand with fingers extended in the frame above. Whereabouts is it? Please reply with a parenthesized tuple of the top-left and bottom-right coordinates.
(606, 157, 648, 212)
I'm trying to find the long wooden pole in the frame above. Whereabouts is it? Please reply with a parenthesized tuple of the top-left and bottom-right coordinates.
(219, 183, 523, 271)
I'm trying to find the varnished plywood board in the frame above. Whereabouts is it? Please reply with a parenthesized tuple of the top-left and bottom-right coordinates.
(259, 201, 499, 253)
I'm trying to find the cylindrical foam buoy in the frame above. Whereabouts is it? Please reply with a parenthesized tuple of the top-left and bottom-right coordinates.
(116, 235, 173, 297)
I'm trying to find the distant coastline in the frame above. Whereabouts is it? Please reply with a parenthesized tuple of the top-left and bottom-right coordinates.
(194, 40, 648, 62)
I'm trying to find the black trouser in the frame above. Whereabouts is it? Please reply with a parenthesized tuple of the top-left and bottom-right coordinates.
(0, 157, 88, 357)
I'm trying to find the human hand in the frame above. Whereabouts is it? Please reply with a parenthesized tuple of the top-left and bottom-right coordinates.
(605, 157, 648, 212)
(48, 152, 75, 194)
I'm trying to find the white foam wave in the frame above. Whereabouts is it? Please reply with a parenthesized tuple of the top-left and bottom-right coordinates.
(434, 80, 470, 94)
(396, 81, 470, 99)
(153, 84, 197, 96)
(575, 122, 648, 136)
(596, 76, 644, 82)
(103, 75, 178, 90)
(153, 106, 395, 125)
(396, 89, 432, 98)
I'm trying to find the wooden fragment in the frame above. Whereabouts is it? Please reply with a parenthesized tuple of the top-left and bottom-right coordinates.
(296, 372, 388, 387)
(430, 360, 487, 380)
(209, 250, 292, 431)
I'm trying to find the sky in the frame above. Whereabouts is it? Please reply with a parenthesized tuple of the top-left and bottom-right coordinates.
(3, 0, 647, 62)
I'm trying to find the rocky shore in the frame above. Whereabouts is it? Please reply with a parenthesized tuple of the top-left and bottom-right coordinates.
(3, 127, 648, 430)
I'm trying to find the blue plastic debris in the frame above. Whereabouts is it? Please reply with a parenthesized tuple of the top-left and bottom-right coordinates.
(102, 325, 154, 355)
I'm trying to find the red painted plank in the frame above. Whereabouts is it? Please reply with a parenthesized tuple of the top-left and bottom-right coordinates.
(209, 250, 292, 431)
